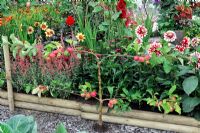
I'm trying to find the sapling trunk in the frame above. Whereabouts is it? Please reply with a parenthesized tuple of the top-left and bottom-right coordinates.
(97, 61, 103, 126)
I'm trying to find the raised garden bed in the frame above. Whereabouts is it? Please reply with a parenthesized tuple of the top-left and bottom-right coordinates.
(0, 90, 200, 133)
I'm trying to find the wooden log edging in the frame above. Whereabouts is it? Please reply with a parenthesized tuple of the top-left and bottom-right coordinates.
(0, 90, 200, 133)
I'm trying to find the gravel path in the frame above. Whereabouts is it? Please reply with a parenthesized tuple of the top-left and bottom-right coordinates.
(0, 105, 175, 133)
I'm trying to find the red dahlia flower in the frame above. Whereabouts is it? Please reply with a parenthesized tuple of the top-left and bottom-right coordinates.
(116, 0, 127, 19)
(66, 16, 75, 26)
(116, 0, 126, 11)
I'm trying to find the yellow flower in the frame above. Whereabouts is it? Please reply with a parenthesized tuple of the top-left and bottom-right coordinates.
(45, 28, 55, 37)
(34, 22, 40, 27)
(49, 29, 55, 35)
(76, 33, 85, 42)
(40, 22, 48, 31)
(27, 26, 34, 34)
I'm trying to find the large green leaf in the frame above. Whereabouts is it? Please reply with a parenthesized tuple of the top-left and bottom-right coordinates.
(182, 96, 200, 113)
(0, 122, 14, 133)
(6, 115, 37, 133)
(54, 123, 67, 133)
(182, 76, 198, 95)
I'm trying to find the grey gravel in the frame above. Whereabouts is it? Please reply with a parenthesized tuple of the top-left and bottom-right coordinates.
(0, 105, 175, 133)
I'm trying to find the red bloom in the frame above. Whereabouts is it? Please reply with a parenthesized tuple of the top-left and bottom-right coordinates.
(120, 9, 127, 19)
(125, 18, 137, 27)
(66, 16, 75, 26)
(117, 0, 127, 19)
(116, 0, 126, 11)
(175, 45, 185, 53)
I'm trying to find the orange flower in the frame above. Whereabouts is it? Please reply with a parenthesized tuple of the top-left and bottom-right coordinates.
(0, 16, 12, 26)
(175, 5, 185, 12)
(40, 22, 48, 31)
(184, 7, 192, 15)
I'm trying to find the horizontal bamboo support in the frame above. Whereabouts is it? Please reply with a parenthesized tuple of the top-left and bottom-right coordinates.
(0, 98, 81, 116)
(1, 90, 200, 133)
(0, 90, 80, 110)
(81, 112, 200, 133)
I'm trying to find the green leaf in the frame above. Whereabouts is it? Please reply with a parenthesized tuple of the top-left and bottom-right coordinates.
(77, 53, 81, 59)
(163, 60, 172, 74)
(0, 79, 4, 88)
(182, 96, 200, 113)
(111, 12, 121, 20)
(93, 6, 103, 13)
(55, 123, 67, 133)
(182, 76, 198, 95)
(85, 82, 91, 89)
(174, 103, 181, 114)
(0, 122, 14, 133)
(161, 100, 171, 114)
(176, 66, 191, 77)
(107, 86, 114, 98)
(122, 88, 129, 96)
(6, 115, 37, 133)
(88, 1, 98, 7)
(168, 85, 176, 95)
(149, 53, 163, 67)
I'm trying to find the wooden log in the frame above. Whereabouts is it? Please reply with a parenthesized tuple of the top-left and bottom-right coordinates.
(2, 39, 14, 112)
(81, 112, 200, 133)
(81, 104, 200, 127)
(1, 90, 200, 128)
(0, 98, 81, 116)
(0, 90, 80, 109)
(1, 97, 200, 133)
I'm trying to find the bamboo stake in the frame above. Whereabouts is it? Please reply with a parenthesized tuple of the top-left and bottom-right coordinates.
(3, 41, 14, 112)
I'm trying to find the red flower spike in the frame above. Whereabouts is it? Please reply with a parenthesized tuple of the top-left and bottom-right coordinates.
(66, 16, 75, 26)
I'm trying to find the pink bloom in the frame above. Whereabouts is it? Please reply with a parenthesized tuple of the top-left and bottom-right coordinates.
(108, 102, 113, 108)
(90, 91, 97, 97)
(190, 52, 200, 69)
(67, 47, 74, 54)
(135, 38, 143, 45)
(164, 31, 177, 42)
(181, 37, 190, 48)
(148, 42, 162, 56)
(135, 25, 148, 39)
(191, 37, 200, 47)
(175, 45, 185, 53)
